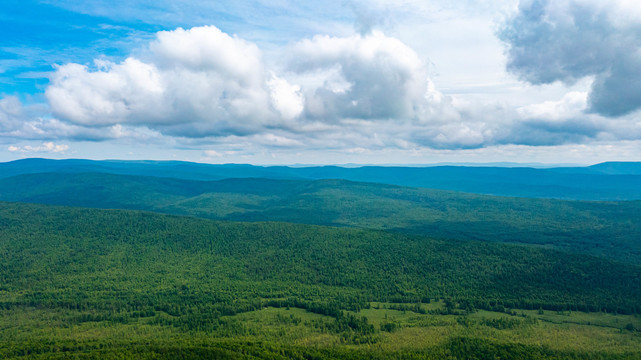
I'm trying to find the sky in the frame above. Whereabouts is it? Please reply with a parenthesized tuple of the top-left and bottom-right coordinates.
(1, 0, 641, 165)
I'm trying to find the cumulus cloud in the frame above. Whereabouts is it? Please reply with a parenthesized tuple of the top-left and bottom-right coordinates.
(488, 91, 641, 147)
(0, 96, 69, 140)
(517, 91, 588, 121)
(43, 26, 470, 148)
(47, 59, 166, 127)
(0, 94, 170, 144)
(266, 73, 304, 121)
(30, 21, 641, 154)
(401, 88, 640, 149)
(499, 0, 641, 117)
(288, 31, 456, 123)
(46, 26, 296, 137)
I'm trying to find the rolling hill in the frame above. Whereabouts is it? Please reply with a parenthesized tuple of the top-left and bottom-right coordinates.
(1, 171, 640, 264)
(1, 202, 640, 359)
(1, 161, 641, 358)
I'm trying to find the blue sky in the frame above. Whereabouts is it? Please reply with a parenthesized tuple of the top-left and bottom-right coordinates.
(2, 0, 641, 164)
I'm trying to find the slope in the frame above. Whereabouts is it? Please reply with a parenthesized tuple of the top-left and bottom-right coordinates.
(1, 201, 639, 316)
(1, 172, 640, 264)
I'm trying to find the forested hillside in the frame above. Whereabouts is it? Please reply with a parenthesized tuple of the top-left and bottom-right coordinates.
(1, 202, 640, 359)
(1, 172, 640, 264)
(2, 201, 639, 312)
(1, 159, 640, 358)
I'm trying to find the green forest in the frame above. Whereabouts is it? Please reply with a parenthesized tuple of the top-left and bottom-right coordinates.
(1, 172, 641, 264)
(0, 201, 640, 359)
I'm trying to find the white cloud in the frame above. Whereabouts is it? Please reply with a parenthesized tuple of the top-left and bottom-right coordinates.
(8, 142, 69, 153)
(0, 93, 171, 144)
(47, 59, 165, 126)
(149, 26, 264, 77)
(289, 31, 445, 121)
(517, 91, 588, 121)
(42, 26, 474, 149)
(0, 96, 25, 133)
(253, 133, 304, 147)
(46, 25, 287, 137)
(499, 0, 641, 116)
(203, 149, 223, 157)
(267, 73, 304, 121)
(10, 15, 639, 157)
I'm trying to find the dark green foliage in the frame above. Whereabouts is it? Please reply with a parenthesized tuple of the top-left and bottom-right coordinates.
(2, 335, 637, 359)
(443, 337, 632, 360)
(0, 201, 639, 319)
(1, 172, 641, 264)
(480, 316, 536, 330)
(1, 159, 641, 359)
(0, 202, 640, 358)
(380, 322, 398, 332)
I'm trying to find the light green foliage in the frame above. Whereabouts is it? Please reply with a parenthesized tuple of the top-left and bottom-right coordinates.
(1, 305, 640, 359)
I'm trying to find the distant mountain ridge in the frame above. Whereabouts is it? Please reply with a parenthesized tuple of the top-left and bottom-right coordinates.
(2, 158, 641, 200)
(588, 161, 641, 175)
